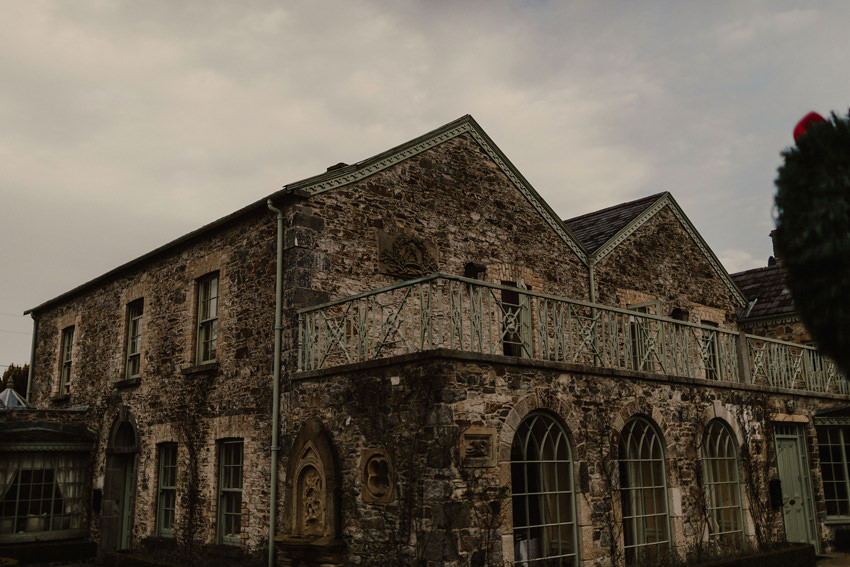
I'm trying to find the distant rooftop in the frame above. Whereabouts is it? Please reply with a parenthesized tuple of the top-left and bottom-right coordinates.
(563, 193, 664, 253)
(731, 264, 795, 320)
(0, 387, 31, 410)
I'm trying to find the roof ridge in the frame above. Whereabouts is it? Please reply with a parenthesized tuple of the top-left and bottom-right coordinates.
(563, 192, 667, 224)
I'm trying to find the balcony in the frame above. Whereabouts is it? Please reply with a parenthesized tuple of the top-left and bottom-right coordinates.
(296, 274, 847, 396)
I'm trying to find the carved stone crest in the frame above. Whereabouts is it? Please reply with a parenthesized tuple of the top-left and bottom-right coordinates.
(461, 427, 496, 468)
(295, 447, 327, 536)
(378, 231, 438, 278)
(299, 464, 324, 535)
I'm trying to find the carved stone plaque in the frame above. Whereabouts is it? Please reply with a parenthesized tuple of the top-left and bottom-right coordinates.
(461, 427, 496, 468)
(378, 231, 439, 278)
(361, 449, 395, 503)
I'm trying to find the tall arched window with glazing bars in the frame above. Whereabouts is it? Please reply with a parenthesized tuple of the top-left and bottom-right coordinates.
(620, 416, 671, 566)
(511, 411, 578, 566)
(701, 419, 744, 552)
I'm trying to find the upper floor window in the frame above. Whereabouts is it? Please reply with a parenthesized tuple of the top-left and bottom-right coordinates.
(196, 274, 219, 364)
(628, 301, 660, 373)
(500, 280, 531, 358)
(125, 300, 143, 379)
(59, 327, 74, 396)
(701, 420, 744, 552)
(620, 416, 670, 566)
(701, 321, 720, 381)
(511, 411, 578, 565)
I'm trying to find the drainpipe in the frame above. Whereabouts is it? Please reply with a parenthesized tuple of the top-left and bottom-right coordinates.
(267, 199, 284, 567)
(25, 315, 38, 402)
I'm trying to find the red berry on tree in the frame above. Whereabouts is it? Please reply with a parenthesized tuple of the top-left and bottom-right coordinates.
(793, 111, 826, 143)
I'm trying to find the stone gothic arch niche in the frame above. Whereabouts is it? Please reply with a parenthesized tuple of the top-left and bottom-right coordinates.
(295, 442, 326, 536)
(283, 418, 340, 543)
(101, 407, 139, 553)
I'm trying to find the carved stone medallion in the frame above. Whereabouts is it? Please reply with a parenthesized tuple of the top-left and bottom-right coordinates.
(361, 449, 394, 503)
(378, 231, 439, 278)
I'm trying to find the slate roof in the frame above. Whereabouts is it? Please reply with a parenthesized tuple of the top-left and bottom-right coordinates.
(730, 264, 795, 320)
(563, 193, 665, 254)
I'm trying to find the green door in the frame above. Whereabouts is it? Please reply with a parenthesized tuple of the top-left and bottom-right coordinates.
(119, 455, 134, 549)
(775, 424, 818, 550)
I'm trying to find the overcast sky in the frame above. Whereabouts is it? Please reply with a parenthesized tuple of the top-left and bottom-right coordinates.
(1, 1, 848, 368)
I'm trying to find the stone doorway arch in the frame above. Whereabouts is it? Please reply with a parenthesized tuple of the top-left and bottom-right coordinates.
(100, 407, 139, 553)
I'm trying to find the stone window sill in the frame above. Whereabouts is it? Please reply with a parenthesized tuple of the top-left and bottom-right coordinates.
(114, 377, 142, 389)
(180, 362, 220, 376)
(50, 394, 70, 403)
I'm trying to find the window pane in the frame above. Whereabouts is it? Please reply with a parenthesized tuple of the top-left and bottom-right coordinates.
(818, 427, 850, 518)
(702, 420, 744, 551)
(157, 443, 178, 536)
(511, 412, 577, 565)
(218, 440, 243, 545)
(0, 454, 85, 535)
(621, 417, 670, 566)
(197, 275, 219, 364)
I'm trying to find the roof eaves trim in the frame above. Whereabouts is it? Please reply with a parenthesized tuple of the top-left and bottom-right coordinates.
(285, 115, 588, 260)
(591, 193, 747, 306)
(738, 313, 800, 328)
(590, 193, 669, 264)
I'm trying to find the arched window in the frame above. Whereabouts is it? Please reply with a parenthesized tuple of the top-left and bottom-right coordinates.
(620, 416, 670, 565)
(701, 420, 744, 551)
(511, 411, 578, 566)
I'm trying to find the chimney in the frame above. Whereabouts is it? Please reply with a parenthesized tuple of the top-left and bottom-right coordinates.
(769, 229, 781, 266)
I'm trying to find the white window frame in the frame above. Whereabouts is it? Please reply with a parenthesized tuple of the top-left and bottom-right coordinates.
(627, 301, 661, 373)
(125, 300, 143, 379)
(217, 439, 243, 545)
(196, 274, 219, 364)
(701, 420, 744, 551)
(511, 411, 579, 565)
(818, 426, 850, 519)
(0, 453, 86, 542)
(156, 443, 178, 538)
(700, 320, 720, 381)
(59, 327, 74, 396)
(620, 416, 671, 566)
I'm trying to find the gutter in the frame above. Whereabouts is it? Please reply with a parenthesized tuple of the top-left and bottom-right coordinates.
(266, 199, 284, 567)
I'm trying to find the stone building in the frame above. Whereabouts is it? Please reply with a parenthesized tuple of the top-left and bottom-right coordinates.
(2, 115, 848, 566)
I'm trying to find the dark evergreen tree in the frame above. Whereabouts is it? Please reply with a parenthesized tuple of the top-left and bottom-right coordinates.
(2, 363, 28, 395)
(775, 110, 850, 373)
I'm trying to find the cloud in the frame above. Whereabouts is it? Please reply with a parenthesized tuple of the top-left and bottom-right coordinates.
(3, 0, 850, 366)
(719, 249, 768, 274)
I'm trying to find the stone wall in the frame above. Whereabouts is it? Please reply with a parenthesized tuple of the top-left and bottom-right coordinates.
(287, 133, 589, 306)
(285, 353, 841, 567)
(594, 206, 742, 327)
(27, 207, 278, 553)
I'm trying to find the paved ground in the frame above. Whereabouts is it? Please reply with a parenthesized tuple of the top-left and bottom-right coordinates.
(11, 551, 850, 566)
(818, 551, 850, 566)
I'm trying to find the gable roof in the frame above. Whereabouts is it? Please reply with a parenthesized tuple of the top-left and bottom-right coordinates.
(27, 115, 589, 314)
(564, 193, 664, 254)
(282, 114, 588, 258)
(567, 192, 747, 306)
(731, 264, 796, 321)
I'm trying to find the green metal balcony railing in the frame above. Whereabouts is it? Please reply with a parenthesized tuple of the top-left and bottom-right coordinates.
(296, 274, 847, 395)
